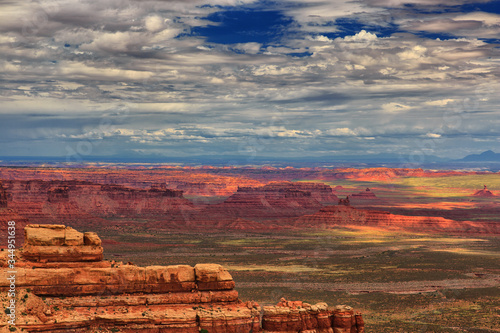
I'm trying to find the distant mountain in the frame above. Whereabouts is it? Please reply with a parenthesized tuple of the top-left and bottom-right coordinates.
(460, 150, 500, 162)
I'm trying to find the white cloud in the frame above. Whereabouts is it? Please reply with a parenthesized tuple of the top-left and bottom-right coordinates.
(59, 61, 154, 81)
(425, 99, 455, 106)
(232, 42, 262, 54)
(398, 45, 427, 60)
(342, 30, 378, 42)
(382, 103, 413, 113)
(145, 15, 166, 32)
(326, 128, 357, 136)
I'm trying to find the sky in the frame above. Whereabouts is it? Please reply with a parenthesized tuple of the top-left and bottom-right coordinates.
(1, 0, 500, 164)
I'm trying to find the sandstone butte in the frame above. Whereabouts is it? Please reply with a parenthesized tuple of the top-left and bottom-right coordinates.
(0, 225, 364, 333)
(349, 188, 376, 199)
(473, 185, 496, 197)
(199, 181, 339, 219)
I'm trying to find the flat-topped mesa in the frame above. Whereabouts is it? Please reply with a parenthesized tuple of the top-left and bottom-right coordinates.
(101, 184, 184, 198)
(351, 188, 376, 199)
(237, 181, 338, 202)
(206, 181, 339, 221)
(3, 180, 194, 225)
(0, 225, 364, 332)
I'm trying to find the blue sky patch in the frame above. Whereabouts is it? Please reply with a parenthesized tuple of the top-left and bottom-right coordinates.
(193, 7, 293, 46)
(324, 18, 399, 39)
(461, 0, 500, 14)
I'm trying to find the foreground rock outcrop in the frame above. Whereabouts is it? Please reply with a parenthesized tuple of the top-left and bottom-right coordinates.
(0, 225, 364, 332)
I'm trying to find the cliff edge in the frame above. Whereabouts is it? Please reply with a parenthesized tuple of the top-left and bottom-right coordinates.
(1, 225, 364, 333)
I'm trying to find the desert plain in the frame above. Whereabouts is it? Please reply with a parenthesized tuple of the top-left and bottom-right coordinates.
(1, 165, 499, 332)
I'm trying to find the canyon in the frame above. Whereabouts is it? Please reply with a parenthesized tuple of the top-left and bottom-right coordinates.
(0, 166, 499, 332)
(0, 169, 497, 234)
(0, 224, 364, 333)
(0, 166, 492, 198)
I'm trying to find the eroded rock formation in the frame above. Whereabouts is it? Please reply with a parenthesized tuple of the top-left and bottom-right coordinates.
(0, 167, 264, 197)
(293, 205, 500, 234)
(351, 188, 376, 199)
(0, 180, 29, 239)
(203, 181, 338, 219)
(0, 181, 7, 208)
(0, 225, 364, 332)
(2, 180, 193, 224)
(473, 185, 495, 197)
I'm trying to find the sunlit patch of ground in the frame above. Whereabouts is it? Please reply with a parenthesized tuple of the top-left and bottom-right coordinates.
(432, 248, 500, 257)
(391, 201, 477, 210)
(224, 264, 323, 273)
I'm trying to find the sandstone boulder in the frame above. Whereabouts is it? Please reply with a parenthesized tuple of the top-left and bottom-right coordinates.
(194, 263, 235, 291)
(64, 227, 84, 245)
(194, 263, 233, 282)
(25, 224, 67, 246)
(84, 231, 101, 246)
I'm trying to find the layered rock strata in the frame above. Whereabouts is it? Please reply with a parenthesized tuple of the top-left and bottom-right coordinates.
(293, 205, 500, 234)
(350, 188, 376, 199)
(0, 181, 7, 208)
(2, 180, 193, 224)
(262, 299, 364, 333)
(0, 225, 364, 333)
(0, 180, 29, 238)
(0, 167, 264, 197)
(202, 181, 338, 220)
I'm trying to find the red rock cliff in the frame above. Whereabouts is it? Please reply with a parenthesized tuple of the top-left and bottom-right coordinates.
(204, 181, 338, 219)
(0, 181, 7, 208)
(293, 205, 500, 234)
(2, 180, 193, 224)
